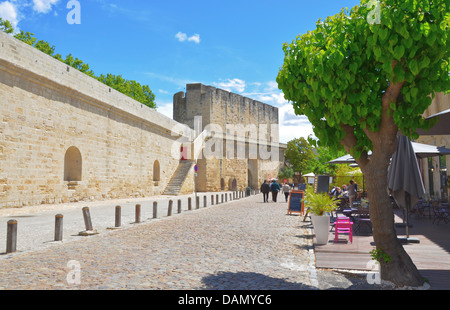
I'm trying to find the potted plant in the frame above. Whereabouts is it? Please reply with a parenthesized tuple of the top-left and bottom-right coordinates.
(304, 187, 336, 245)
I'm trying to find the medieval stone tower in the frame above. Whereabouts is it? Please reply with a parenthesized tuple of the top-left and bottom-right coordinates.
(173, 83, 281, 192)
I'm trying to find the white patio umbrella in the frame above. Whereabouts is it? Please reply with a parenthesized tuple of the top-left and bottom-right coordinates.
(387, 136, 426, 243)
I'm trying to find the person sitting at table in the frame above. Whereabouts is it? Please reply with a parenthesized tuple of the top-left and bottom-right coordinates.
(329, 186, 336, 197)
(334, 187, 342, 198)
(342, 184, 348, 196)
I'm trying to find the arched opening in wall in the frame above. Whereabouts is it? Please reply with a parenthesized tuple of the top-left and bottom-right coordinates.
(220, 178, 225, 191)
(153, 160, 161, 184)
(64, 147, 82, 189)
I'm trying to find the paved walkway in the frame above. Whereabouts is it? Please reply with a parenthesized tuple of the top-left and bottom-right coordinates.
(0, 193, 387, 290)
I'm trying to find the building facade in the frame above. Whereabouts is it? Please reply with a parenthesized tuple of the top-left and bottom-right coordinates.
(416, 92, 450, 200)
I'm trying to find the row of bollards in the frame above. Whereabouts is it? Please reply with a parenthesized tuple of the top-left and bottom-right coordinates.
(4, 190, 259, 254)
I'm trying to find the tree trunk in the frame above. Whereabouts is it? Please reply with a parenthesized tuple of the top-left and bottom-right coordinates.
(362, 152, 424, 288)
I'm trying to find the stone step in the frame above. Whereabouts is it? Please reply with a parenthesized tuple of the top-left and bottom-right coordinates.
(163, 161, 195, 196)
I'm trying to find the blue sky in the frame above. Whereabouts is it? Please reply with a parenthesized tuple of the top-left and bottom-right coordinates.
(0, 0, 361, 143)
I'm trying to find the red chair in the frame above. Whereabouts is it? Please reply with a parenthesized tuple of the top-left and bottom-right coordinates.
(334, 217, 353, 243)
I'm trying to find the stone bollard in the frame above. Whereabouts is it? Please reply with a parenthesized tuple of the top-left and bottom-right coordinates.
(115, 206, 121, 228)
(211, 195, 214, 205)
(225, 193, 228, 202)
(188, 197, 192, 211)
(168, 200, 173, 216)
(79, 207, 98, 236)
(108, 206, 122, 230)
(221, 194, 224, 203)
(153, 202, 158, 219)
(178, 199, 182, 214)
(82, 207, 93, 230)
(6, 220, 17, 254)
(204, 195, 207, 208)
(55, 214, 63, 242)
(135, 204, 142, 223)
(196, 196, 200, 209)
(216, 194, 219, 204)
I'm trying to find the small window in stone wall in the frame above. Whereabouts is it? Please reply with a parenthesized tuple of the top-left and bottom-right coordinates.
(64, 146, 82, 182)
(153, 160, 161, 183)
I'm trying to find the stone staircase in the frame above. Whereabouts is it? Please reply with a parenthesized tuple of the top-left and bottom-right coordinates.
(163, 160, 195, 195)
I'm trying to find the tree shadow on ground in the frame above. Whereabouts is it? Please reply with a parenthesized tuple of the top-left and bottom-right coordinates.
(200, 271, 316, 290)
(200, 270, 386, 290)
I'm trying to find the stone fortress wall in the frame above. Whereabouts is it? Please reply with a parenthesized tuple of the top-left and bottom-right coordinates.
(0, 31, 194, 208)
(0, 32, 284, 208)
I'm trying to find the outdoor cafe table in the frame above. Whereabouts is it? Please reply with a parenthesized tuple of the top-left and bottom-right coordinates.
(336, 196, 350, 207)
(342, 207, 358, 220)
(415, 200, 433, 218)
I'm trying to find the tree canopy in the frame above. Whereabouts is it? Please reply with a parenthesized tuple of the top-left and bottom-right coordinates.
(277, 0, 448, 160)
(284, 137, 315, 175)
(0, 18, 156, 109)
(283, 136, 346, 179)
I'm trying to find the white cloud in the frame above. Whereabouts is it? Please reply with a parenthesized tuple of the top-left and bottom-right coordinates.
(229, 80, 314, 143)
(32, 0, 59, 14)
(156, 101, 173, 119)
(213, 78, 246, 93)
(0, 1, 19, 28)
(175, 31, 200, 44)
(0, 0, 60, 29)
(175, 31, 187, 41)
(278, 103, 315, 143)
(187, 33, 200, 43)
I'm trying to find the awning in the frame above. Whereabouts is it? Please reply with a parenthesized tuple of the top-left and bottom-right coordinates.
(327, 142, 450, 164)
(416, 109, 450, 136)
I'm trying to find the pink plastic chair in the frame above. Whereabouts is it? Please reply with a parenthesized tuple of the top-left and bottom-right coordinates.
(334, 217, 353, 243)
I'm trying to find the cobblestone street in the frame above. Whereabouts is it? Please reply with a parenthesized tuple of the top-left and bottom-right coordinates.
(0, 194, 369, 290)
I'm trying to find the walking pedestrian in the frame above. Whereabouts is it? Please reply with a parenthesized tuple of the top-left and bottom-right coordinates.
(270, 180, 280, 202)
(282, 182, 291, 202)
(260, 180, 270, 203)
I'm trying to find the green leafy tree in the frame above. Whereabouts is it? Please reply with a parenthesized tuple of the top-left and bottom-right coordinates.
(34, 40, 56, 57)
(13, 30, 36, 46)
(64, 54, 96, 77)
(278, 166, 294, 181)
(0, 18, 13, 34)
(284, 137, 315, 179)
(277, 0, 448, 287)
(330, 165, 364, 192)
(97, 74, 156, 109)
(308, 137, 347, 176)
